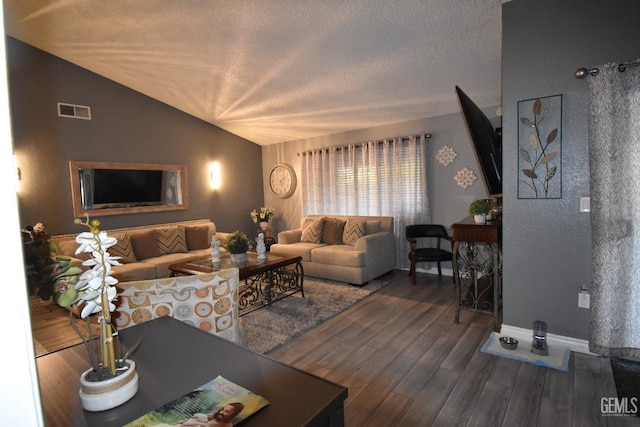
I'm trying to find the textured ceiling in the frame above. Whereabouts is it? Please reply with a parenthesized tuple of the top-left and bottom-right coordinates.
(3, 1, 504, 146)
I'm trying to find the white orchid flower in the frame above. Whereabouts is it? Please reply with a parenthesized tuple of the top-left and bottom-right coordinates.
(79, 286, 117, 319)
(82, 252, 122, 267)
(75, 231, 117, 255)
(75, 263, 118, 292)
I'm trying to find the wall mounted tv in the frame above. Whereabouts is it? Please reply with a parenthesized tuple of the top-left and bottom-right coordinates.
(69, 161, 189, 217)
(455, 86, 502, 197)
(81, 168, 164, 209)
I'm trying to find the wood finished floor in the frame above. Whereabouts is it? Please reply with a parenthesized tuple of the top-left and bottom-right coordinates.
(268, 270, 636, 427)
(29, 270, 636, 426)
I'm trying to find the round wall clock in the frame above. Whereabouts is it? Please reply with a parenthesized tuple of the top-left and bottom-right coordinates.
(269, 163, 297, 198)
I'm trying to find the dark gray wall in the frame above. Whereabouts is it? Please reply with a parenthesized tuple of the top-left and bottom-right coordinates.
(7, 37, 263, 236)
(502, 0, 640, 339)
(262, 108, 501, 237)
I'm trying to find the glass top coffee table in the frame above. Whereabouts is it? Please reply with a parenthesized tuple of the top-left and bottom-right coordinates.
(169, 252, 304, 316)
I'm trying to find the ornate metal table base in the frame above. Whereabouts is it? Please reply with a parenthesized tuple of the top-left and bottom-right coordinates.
(239, 261, 304, 316)
(453, 241, 502, 331)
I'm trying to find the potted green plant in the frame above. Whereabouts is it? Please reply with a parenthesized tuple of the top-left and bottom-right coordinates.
(21, 222, 84, 302)
(469, 199, 491, 223)
(224, 231, 253, 263)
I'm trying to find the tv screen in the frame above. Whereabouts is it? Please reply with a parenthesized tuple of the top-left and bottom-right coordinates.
(456, 86, 502, 197)
(92, 169, 163, 207)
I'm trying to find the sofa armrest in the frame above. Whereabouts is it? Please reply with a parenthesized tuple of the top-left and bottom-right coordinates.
(277, 229, 302, 244)
(354, 231, 396, 269)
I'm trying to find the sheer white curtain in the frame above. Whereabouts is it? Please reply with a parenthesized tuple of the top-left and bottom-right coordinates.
(588, 60, 640, 357)
(300, 135, 430, 269)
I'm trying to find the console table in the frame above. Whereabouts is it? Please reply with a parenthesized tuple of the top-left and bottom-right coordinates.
(451, 217, 502, 331)
(36, 316, 347, 426)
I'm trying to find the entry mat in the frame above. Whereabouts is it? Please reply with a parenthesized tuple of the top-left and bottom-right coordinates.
(611, 357, 640, 408)
(481, 332, 571, 372)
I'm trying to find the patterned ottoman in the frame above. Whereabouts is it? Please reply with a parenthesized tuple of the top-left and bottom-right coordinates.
(114, 268, 243, 345)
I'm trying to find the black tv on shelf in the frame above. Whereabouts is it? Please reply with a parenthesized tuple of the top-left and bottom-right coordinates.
(455, 86, 502, 197)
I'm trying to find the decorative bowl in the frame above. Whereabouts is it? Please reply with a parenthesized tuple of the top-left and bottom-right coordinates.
(499, 336, 519, 350)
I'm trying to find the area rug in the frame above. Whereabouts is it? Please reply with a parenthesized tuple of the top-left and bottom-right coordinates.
(611, 357, 640, 405)
(481, 332, 571, 372)
(242, 277, 388, 354)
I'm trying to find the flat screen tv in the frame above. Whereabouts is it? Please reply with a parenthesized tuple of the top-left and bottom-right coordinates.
(456, 86, 502, 197)
(80, 168, 164, 209)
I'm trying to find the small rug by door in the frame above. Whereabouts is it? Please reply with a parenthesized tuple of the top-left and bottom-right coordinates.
(242, 277, 388, 354)
(481, 332, 571, 372)
(611, 357, 640, 405)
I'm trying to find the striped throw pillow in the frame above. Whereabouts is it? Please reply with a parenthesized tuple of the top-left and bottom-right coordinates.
(156, 227, 188, 255)
(109, 233, 137, 264)
(301, 218, 325, 243)
(343, 219, 366, 246)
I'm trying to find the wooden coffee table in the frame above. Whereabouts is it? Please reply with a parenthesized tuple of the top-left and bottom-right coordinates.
(169, 252, 304, 316)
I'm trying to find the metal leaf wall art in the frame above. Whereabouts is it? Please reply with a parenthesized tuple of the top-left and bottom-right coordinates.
(518, 94, 562, 199)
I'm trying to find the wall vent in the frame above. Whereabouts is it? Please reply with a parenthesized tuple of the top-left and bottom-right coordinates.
(57, 102, 91, 120)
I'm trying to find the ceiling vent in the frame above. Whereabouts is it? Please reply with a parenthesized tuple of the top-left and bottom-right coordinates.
(57, 102, 91, 120)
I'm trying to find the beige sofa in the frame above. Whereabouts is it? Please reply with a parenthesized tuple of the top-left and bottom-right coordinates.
(50, 219, 228, 282)
(270, 215, 396, 285)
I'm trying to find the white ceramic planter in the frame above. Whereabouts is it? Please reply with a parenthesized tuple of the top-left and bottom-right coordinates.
(230, 252, 248, 263)
(259, 221, 269, 230)
(473, 214, 487, 224)
(79, 359, 138, 412)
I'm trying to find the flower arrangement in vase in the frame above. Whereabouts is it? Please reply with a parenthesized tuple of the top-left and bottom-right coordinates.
(58, 214, 141, 411)
(250, 207, 274, 230)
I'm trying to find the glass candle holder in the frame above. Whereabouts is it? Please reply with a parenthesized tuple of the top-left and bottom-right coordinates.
(531, 320, 549, 356)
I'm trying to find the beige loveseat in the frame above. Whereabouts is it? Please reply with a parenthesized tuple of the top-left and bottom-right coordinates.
(270, 215, 396, 286)
(50, 219, 228, 282)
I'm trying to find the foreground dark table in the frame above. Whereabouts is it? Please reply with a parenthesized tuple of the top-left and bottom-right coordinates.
(36, 316, 347, 426)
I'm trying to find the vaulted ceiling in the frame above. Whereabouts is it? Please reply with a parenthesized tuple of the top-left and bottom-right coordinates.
(3, 1, 504, 146)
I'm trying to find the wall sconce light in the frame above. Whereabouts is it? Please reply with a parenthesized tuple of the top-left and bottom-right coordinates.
(209, 161, 221, 190)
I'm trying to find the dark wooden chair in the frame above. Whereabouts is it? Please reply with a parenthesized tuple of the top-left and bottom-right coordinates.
(406, 224, 454, 284)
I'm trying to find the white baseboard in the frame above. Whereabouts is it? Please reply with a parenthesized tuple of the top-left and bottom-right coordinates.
(398, 269, 595, 356)
(499, 324, 596, 355)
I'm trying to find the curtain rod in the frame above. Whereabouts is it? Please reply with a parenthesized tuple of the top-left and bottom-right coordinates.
(575, 60, 640, 79)
(297, 133, 431, 156)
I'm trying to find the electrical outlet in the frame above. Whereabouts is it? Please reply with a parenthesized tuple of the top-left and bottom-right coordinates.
(578, 292, 590, 309)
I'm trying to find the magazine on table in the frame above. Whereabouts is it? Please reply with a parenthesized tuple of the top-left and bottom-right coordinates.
(124, 375, 269, 426)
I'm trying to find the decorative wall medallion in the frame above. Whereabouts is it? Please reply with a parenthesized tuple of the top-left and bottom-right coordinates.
(436, 145, 457, 166)
(518, 94, 562, 199)
(454, 167, 477, 189)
